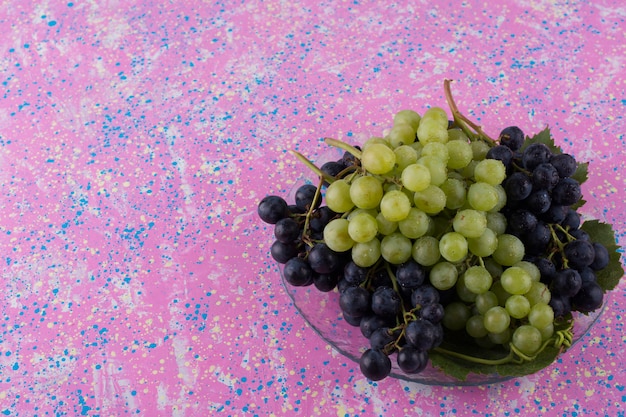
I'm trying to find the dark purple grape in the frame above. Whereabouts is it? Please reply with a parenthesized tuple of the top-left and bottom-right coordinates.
(523, 221, 551, 256)
(589, 242, 610, 271)
(522, 143, 552, 171)
(534, 257, 557, 285)
(551, 268, 583, 297)
(309, 206, 337, 233)
(274, 217, 302, 243)
(552, 178, 582, 206)
(397, 346, 429, 374)
(504, 172, 533, 201)
(571, 281, 604, 313)
(320, 160, 346, 180)
(570, 228, 590, 241)
(499, 126, 525, 151)
(395, 261, 426, 289)
(420, 303, 445, 324)
(531, 163, 561, 191)
(578, 267, 597, 284)
(550, 153, 577, 178)
(342, 312, 362, 326)
(271, 240, 299, 264)
(343, 261, 369, 286)
(411, 285, 440, 308)
(549, 295, 572, 318)
(508, 209, 538, 236)
(308, 243, 341, 274)
(339, 286, 371, 317)
(258, 195, 289, 224)
(359, 348, 392, 381)
(525, 189, 551, 214)
(283, 257, 314, 286)
(360, 314, 395, 339)
(405, 320, 438, 351)
(563, 240, 595, 270)
(295, 184, 320, 211)
(342, 149, 360, 167)
(369, 327, 395, 349)
(561, 209, 581, 230)
(371, 286, 402, 317)
(486, 145, 515, 169)
(540, 204, 568, 223)
(313, 273, 339, 292)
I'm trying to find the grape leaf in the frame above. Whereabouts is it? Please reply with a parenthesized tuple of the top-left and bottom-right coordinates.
(580, 219, 624, 291)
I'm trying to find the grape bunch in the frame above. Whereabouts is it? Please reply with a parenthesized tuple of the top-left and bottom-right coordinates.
(258, 81, 622, 381)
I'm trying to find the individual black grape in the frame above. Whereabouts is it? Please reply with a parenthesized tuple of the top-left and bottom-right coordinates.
(578, 267, 597, 284)
(343, 261, 369, 286)
(360, 314, 395, 339)
(359, 348, 392, 381)
(524, 189, 551, 214)
(287, 204, 306, 215)
(550, 153, 577, 178)
(523, 221, 551, 255)
(522, 143, 552, 171)
(552, 178, 582, 206)
(283, 257, 314, 286)
(342, 312, 362, 326)
(339, 286, 371, 317)
(411, 285, 440, 308)
(508, 209, 538, 236)
(320, 160, 346, 180)
(308, 243, 341, 274)
(274, 217, 302, 243)
(486, 145, 515, 169)
(535, 257, 557, 285)
(589, 242, 610, 271)
(258, 195, 289, 224)
(336, 278, 353, 293)
(342, 149, 360, 167)
(371, 286, 402, 317)
(313, 273, 339, 292)
(563, 239, 595, 270)
(397, 346, 429, 374)
(561, 209, 581, 230)
(404, 320, 439, 351)
(551, 268, 583, 297)
(395, 260, 426, 289)
(369, 327, 396, 349)
(569, 228, 590, 241)
(309, 206, 337, 233)
(549, 295, 572, 318)
(498, 126, 525, 151)
(504, 172, 533, 201)
(531, 163, 560, 191)
(271, 240, 299, 263)
(295, 184, 320, 211)
(540, 204, 568, 223)
(571, 281, 604, 313)
(420, 303, 445, 324)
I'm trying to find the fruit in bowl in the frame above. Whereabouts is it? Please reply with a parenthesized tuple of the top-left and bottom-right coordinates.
(258, 80, 623, 383)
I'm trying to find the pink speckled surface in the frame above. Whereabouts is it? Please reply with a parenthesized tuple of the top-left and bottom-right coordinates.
(1, 1, 625, 416)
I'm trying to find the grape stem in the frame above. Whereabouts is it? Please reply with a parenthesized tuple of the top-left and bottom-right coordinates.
(324, 137, 362, 159)
(443, 79, 497, 145)
(301, 177, 326, 247)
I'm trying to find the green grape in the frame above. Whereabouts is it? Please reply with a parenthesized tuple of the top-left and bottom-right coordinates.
(409, 141, 423, 156)
(417, 118, 449, 144)
(323, 218, 354, 252)
(489, 184, 507, 213)
(429, 261, 458, 291)
(467, 182, 499, 212)
(491, 280, 511, 306)
(325, 179, 354, 213)
(422, 142, 450, 163)
(463, 266, 493, 295)
(445, 139, 473, 169)
(351, 238, 381, 268)
(439, 232, 468, 263)
(397, 208, 430, 239)
(422, 106, 449, 129)
(401, 163, 431, 192)
(483, 306, 511, 334)
(361, 143, 396, 174)
(525, 281, 551, 306)
(347, 208, 378, 220)
(513, 261, 541, 282)
(380, 232, 413, 264)
(466, 315, 488, 338)
(376, 212, 398, 236)
(475, 291, 499, 315)
(456, 274, 477, 302)
(442, 302, 471, 331)
(380, 190, 412, 222)
(505, 294, 531, 319)
(538, 323, 554, 341)
(467, 228, 498, 257)
(528, 302, 554, 329)
(486, 211, 507, 235)
(350, 175, 383, 209)
(414, 185, 447, 214)
(500, 266, 532, 295)
(388, 123, 416, 148)
(473, 159, 506, 185)
(347, 212, 379, 243)
(459, 159, 477, 179)
(452, 209, 487, 238)
(470, 140, 491, 161)
(412, 236, 440, 266)
(447, 128, 469, 142)
(492, 234, 525, 266)
(362, 136, 389, 150)
(488, 328, 512, 345)
(440, 177, 467, 210)
(484, 257, 503, 279)
(512, 325, 542, 356)
(393, 109, 421, 131)
(418, 156, 447, 186)
(393, 145, 419, 171)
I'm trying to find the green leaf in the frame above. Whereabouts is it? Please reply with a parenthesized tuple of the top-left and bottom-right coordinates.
(580, 220, 624, 291)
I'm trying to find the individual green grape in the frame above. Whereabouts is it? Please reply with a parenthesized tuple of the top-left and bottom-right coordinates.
(440, 177, 467, 210)
(452, 209, 487, 238)
(466, 315, 488, 338)
(528, 303, 555, 329)
(379, 190, 411, 222)
(422, 142, 449, 163)
(325, 179, 354, 213)
(505, 294, 531, 319)
(484, 257, 503, 279)
(347, 212, 379, 243)
(393, 145, 419, 171)
(351, 238, 381, 268)
(429, 261, 458, 291)
(362, 136, 389, 150)
(414, 185, 447, 214)
(398, 208, 430, 239)
(475, 291, 499, 315)
(525, 281, 551, 306)
(439, 232, 468, 263)
(486, 211, 507, 235)
(376, 212, 398, 236)
(491, 280, 511, 306)
(350, 175, 383, 209)
(467, 228, 498, 257)
(380, 232, 413, 264)
(361, 143, 396, 174)
(393, 109, 421, 131)
(459, 159, 477, 179)
(513, 261, 541, 282)
(323, 218, 355, 252)
(418, 156, 447, 186)
(489, 184, 507, 213)
(512, 325, 543, 356)
(417, 118, 449, 144)
(538, 323, 554, 341)
(473, 159, 506, 185)
(467, 182, 499, 212)
(483, 306, 511, 334)
(412, 236, 440, 266)
(445, 139, 473, 169)
(488, 328, 512, 345)
(447, 128, 469, 142)
(470, 140, 491, 161)
(388, 123, 416, 148)
(492, 234, 525, 266)
(500, 266, 532, 295)
(463, 266, 493, 295)
(409, 141, 423, 157)
(442, 302, 471, 331)
(401, 163, 431, 192)
(347, 208, 378, 220)
(456, 274, 477, 303)
(422, 106, 449, 129)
